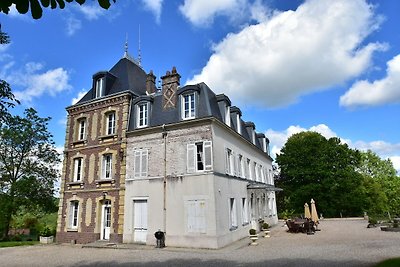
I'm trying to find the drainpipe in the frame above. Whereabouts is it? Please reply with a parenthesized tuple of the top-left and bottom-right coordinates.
(162, 124, 167, 238)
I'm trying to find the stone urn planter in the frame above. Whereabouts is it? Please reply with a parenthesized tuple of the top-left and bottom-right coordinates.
(262, 223, 270, 238)
(39, 236, 54, 244)
(249, 229, 258, 246)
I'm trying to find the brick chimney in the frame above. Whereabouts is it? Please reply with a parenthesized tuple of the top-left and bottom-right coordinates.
(161, 67, 181, 110)
(146, 70, 156, 95)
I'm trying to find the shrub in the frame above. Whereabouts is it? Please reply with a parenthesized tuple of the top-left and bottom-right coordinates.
(10, 235, 22, 241)
(262, 223, 269, 229)
(249, 229, 256, 235)
(393, 222, 399, 228)
(39, 227, 52, 237)
(369, 218, 378, 225)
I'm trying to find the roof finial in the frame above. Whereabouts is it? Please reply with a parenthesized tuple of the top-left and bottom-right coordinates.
(124, 33, 129, 58)
(138, 24, 142, 66)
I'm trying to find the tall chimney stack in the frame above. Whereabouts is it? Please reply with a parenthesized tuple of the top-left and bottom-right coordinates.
(146, 70, 156, 94)
(161, 67, 181, 110)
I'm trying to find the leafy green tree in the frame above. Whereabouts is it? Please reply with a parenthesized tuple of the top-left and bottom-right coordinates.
(359, 150, 400, 216)
(0, 108, 59, 239)
(0, 27, 19, 125)
(0, 0, 116, 19)
(276, 132, 366, 217)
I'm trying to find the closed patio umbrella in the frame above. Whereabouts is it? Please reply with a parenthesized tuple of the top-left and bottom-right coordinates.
(310, 198, 319, 224)
(304, 203, 311, 219)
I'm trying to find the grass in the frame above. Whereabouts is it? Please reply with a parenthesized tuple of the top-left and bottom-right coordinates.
(0, 241, 39, 248)
(374, 258, 400, 267)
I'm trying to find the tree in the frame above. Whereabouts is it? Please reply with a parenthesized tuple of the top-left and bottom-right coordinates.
(359, 150, 400, 216)
(276, 132, 367, 217)
(0, 0, 116, 19)
(0, 108, 59, 239)
(0, 27, 19, 125)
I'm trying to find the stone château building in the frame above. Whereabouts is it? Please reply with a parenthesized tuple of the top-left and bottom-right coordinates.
(56, 52, 279, 248)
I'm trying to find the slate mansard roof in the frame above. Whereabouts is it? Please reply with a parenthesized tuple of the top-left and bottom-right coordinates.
(71, 56, 270, 155)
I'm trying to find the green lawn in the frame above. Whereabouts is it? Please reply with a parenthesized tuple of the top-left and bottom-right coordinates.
(0, 241, 39, 248)
(374, 258, 400, 267)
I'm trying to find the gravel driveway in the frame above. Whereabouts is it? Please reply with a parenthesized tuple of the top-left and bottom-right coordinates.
(1, 218, 399, 267)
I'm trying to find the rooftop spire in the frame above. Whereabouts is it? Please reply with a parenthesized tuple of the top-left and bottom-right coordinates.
(138, 24, 142, 66)
(124, 33, 129, 58)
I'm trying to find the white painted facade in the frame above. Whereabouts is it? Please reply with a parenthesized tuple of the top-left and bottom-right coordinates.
(123, 119, 278, 249)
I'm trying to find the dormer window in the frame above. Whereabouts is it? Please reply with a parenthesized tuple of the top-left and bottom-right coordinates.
(137, 102, 149, 128)
(225, 105, 231, 127)
(182, 92, 195, 120)
(107, 112, 115, 135)
(95, 77, 105, 98)
(236, 114, 241, 134)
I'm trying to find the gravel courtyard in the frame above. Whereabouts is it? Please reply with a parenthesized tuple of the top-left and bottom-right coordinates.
(1, 219, 399, 267)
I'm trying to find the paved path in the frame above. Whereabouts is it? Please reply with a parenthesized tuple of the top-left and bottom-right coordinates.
(1, 219, 399, 267)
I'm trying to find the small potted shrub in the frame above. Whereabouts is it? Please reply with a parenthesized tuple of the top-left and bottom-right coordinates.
(39, 227, 54, 244)
(367, 218, 377, 228)
(249, 228, 258, 245)
(262, 222, 270, 237)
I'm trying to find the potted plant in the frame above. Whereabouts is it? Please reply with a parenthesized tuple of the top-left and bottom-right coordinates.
(249, 228, 258, 246)
(262, 222, 270, 237)
(39, 227, 54, 244)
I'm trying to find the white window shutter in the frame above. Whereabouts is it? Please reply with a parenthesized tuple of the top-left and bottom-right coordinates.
(204, 141, 212, 171)
(225, 149, 229, 174)
(197, 200, 206, 233)
(134, 151, 141, 177)
(101, 156, 106, 179)
(187, 144, 196, 173)
(232, 151, 237, 176)
(68, 202, 73, 228)
(141, 150, 148, 177)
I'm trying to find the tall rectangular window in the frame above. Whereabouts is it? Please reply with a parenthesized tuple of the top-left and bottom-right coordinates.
(225, 148, 235, 175)
(182, 93, 195, 119)
(229, 198, 237, 230)
(242, 198, 249, 225)
(134, 149, 148, 178)
(187, 141, 212, 173)
(78, 119, 86, 140)
(102, 154, 112, 179)
(137, 103, 148, 128)
(107, 112, 116, 135)
(95, 77, 105, 98)
(225, 105, 231, 127)
(69, 201, 79, 229)
(73, 158, 83, 182)
(253, 162, 257, 181)
(246, 159, 251, 179)
(237, 154, 243, 178)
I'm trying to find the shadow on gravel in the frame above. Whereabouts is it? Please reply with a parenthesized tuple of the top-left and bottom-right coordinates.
(72, 258, 372, 267)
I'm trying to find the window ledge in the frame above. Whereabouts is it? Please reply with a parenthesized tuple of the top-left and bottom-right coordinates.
(66, 228, 78, 232)
(67, 181, 85, 189)
(98, 134, 118, 141)
(71, 140, 87, 147)
(95, 179, 116, 187)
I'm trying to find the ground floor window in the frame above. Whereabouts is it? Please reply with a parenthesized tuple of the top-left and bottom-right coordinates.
(186, 199, 206, 233)
(69, 201, 79, 229)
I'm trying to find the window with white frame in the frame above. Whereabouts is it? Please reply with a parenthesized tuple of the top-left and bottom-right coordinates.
(134, 149, 148, 178)
(78, 119, 86, 140)
(102, 154, 112, 179)
(69, 201, 79, 229)
(260, 166, 265, 183)
(236, 114, 241, 135)
(106, 112, 116, 135)
(237, 154, 243, 178)
(253, 162, 257, 181)
(229, 198, 238, 230)
(225, 148, 236, 176)
(186, 199, 206, 233)
(246, 158, 250, 179)
(225, 105, 231, 127)
(136, 102, 149, 128)
(95, 77, 105, 98)
(242, 198, 249, 225)
(187, 141, 212, 173)
(73, 158, 83, 182)
(182, 92, 195, 120)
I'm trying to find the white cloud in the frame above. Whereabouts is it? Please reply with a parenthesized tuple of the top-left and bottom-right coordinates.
(340, 54, 400, 107)
(72, 89, 88, 105)
(179, 0, 247, 27)
(4, 62, 72, 103)
(141, 0, 163, 23)
(187, 0, 385, 108)
(66, 16, 82, 36)
(266, 124, 400, 173)
(78, 4, 105, 20)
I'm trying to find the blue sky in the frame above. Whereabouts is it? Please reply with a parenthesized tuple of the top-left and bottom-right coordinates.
(0, 0, 399, 172)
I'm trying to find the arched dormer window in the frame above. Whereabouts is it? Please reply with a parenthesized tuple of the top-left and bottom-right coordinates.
(178, 86, 200, 121)
(133, 96, 153, 129)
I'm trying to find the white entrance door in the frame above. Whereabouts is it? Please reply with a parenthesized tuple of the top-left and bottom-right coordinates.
(133, 200, 148, 243)
(101, 200, 111, 240)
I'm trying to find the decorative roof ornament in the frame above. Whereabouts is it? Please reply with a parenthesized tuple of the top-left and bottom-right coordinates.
(123, 32, 141, 67)
(138, 24, 142, 67)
